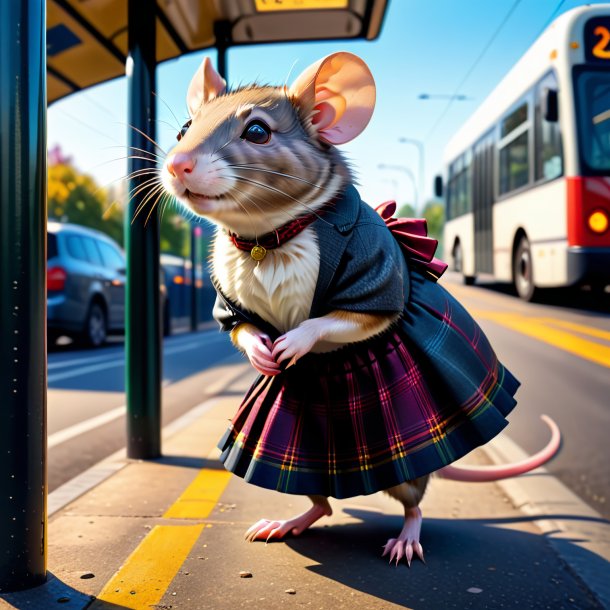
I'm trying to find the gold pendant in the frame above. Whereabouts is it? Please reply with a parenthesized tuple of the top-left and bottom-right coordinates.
(250, 245, 267, 261)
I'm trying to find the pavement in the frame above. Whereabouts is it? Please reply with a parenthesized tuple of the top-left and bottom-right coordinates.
(1, 360, 609, 610)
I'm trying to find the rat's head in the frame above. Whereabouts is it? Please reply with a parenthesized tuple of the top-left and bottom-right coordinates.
(162, 52, 375, 235)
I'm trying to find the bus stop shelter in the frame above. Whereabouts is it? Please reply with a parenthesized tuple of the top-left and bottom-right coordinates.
(0, 0, 388, 592)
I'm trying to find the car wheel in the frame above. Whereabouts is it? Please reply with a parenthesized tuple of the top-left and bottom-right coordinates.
(83, 301, 107, 347)
(513, 236, 536, 301)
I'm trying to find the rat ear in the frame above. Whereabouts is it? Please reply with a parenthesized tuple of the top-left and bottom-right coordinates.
(187, 56, 227, 117)
(289, 52, 375, 145)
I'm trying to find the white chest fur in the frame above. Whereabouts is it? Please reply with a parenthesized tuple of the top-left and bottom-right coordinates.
(212, 227, 320, 334)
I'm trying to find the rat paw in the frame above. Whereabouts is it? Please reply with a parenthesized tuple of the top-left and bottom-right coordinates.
(381, 537, 425, 567)
(381, 506, 425, 567)
(244, 518, 297, 543)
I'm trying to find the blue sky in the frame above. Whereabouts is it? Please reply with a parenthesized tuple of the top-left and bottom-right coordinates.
(48, 0, 605, 213)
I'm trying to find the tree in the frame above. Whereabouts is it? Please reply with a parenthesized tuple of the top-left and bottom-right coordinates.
(396, 203, 416, 218)
(47, 156, 191, 257)
(422, 200, 444, 239)
(47, 163, 123, 245)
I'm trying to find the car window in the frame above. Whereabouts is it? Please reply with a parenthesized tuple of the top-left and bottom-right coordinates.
(82, 237, 104, 266)
(97, 241, 125, 270)
(48, 233, 58, 260)
(65, 235, 88, 262)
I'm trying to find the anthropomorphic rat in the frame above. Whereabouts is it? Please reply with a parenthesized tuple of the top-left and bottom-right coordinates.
(161, 52, 560, 566)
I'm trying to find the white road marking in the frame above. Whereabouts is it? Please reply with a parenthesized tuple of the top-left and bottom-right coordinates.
(48, 353, 244, 451)
(47, 337, 228, 382)
(48, 405, 126, 449)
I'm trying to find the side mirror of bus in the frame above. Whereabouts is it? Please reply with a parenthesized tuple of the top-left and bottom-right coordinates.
(434, 175, 443, 198)
(543, 88, 559, 122)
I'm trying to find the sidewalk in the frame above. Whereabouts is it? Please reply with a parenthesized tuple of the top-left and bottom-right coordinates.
(1, 361, 609, 610)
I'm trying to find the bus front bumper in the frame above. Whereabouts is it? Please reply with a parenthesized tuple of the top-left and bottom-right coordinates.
(567, 247, 610, 286)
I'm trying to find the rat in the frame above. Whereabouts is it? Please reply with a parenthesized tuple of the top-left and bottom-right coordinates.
(160, 52, 561, 566)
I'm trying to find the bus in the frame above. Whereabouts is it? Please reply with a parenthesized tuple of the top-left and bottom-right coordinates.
(440, 4, 610, 300)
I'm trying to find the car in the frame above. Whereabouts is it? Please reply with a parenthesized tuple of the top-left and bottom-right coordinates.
(47, 222, 126, 347)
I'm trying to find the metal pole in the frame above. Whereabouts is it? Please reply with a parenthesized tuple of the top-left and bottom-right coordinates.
(189, 227, 198, 331)
(125, 0, 161, 459)
(399, 137, 425, 213)
(0, 0, 47, 591)
(189, 26, 230, 332)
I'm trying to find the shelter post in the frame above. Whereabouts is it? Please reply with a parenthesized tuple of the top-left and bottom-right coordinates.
(0, 0, 48, 591)
(125, 0, 162, 458)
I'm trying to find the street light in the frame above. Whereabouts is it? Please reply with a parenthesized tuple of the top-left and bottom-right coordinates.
(398, 137, 425, 210)
(378, 163, 418, 212)
(418, 93, 473, 100)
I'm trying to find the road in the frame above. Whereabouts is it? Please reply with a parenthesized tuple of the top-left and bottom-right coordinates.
(48, 328, 237, 492)
(48, 278, 610, 520)
(441, 273, 610, 520)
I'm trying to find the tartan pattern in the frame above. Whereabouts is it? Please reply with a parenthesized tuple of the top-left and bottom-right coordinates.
(219, 270, 520, 499)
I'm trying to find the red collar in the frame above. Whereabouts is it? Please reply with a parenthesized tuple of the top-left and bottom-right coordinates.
(227, 205, 330, 261)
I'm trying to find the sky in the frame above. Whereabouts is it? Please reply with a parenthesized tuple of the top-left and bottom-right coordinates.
(48, 0, 607, 214)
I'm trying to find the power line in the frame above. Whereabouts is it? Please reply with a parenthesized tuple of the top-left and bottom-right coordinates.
(425, 0, 524, 140)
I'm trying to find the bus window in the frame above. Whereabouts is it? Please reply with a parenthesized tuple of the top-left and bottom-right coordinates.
(447, 152, 472, 219)
(575, 68, 610, 174)
(535, 73, 563, 182)
(499, 101, 530, 195)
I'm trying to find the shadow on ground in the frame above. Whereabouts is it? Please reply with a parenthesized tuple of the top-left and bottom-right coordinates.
(283, 507, 606, 609)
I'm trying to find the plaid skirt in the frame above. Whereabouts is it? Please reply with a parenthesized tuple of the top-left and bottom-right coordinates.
(218, 271, 520, 499)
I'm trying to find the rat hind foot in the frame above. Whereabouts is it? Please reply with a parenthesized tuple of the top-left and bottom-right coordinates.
(245, 497, 332, 542)
(381, 506, 425, 567)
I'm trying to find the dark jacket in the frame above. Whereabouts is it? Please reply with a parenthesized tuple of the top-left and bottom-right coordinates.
(212, 185, 409, 339)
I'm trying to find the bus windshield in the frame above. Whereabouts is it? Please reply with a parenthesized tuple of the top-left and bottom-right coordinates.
(576, 69, 610, 174)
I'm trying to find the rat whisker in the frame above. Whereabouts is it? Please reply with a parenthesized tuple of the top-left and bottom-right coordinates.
(231, 176, 334, 226)
(144, 188, 166, 227)
(105, 145, 164, 162)
(227, 165, 329, 191)
(127, 178, 164, 210)
(131, 183, 166, 225)
(124, 123, 167, 156)
(152, 90, 184, 131)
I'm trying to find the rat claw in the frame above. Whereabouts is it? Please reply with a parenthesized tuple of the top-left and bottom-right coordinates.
(406, 542, 414, 568)
(381, 538, 397, 558)
(414, 542, 425, 564)
(244, 519, 269, 541)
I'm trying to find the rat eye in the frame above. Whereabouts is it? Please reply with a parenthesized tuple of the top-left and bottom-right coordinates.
(176, 119, 192, 141)
(241, 120, 271, 144)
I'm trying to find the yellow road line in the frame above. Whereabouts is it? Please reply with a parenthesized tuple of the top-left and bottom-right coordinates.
(539, 318, 610, 343)
(94, 524, 204, 609)
(92, 468, 232, 608)
(473, 310, 610, 369)
(164, 468, 232, 519)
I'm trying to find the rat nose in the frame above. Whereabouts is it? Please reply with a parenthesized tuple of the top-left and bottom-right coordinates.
(167, 153, 195, 179)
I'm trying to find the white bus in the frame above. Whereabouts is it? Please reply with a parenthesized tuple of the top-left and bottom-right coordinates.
(440, 4, 610, 300)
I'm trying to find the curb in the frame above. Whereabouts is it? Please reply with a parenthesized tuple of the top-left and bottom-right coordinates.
(480, 427, 610, 608)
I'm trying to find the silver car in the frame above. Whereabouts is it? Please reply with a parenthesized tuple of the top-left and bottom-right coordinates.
(47, 222, 126, 347)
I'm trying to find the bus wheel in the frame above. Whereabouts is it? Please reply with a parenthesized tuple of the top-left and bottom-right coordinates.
(513, 236, 536, 301)
(453, 242, 463, 272)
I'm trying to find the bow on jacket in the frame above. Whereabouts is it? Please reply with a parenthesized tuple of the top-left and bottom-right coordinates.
(375, 200, 448, 281)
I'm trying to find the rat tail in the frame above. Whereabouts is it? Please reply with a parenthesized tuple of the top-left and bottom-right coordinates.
(438, 415, 561, 483)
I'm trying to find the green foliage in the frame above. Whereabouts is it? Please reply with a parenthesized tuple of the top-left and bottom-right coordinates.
(397, 203, 416, 218)
(422, 199, 445, 254)
(422, 200, 445, 239)
(48, 161, 191, 257)
(48, 163, 123, 244)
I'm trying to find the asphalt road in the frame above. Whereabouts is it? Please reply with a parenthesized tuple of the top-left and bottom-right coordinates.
(441, 273, 610, 520)
(48, 278, 610, 520)
(47, 327, 238, 492)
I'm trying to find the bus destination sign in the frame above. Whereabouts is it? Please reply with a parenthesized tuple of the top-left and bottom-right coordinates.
(585, 17, 610, 63)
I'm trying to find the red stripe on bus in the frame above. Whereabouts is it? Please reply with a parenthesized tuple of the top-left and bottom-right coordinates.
(567, 176, 610, 248)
